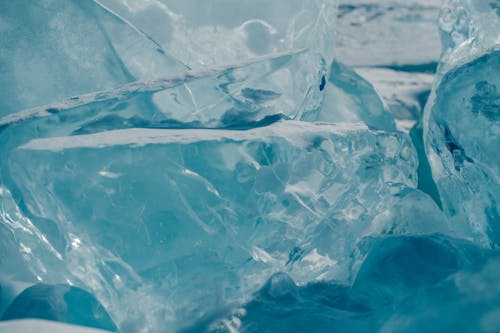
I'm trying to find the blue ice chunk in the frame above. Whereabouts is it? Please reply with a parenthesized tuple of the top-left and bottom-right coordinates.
(0, 280, 32, 319)
(351, 235, 483, 307)
(97, 0, 338, 69)
(380, 252, 500, 333)
(193, 235, 489, 333)
(199, 273, 371, 333)
(0, 119, 447, 331)
(424, 0, 500, 247)
(314, 60, 396, 131)
(0, 0, 186, 117)
(0, 50, 325, 133)
(1, 284, 116, 332)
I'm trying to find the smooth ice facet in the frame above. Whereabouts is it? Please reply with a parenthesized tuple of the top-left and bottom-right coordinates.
(317, 60, 396, 131)
(2, 284, 116, 332)
(191, 235, 490, 333)
(0, 0, 185, 117)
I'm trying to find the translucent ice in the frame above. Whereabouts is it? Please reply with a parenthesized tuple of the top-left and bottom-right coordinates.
(0, 50, 325, 133)
(0, 115, 447, 330)
(0, 0, 185, 117)
(188, 235, 492, 333)
(97, 0, 338, 69)
(355, 68, 435, 132)
(1, 0, 498, 332)
(424, 1, 500, 247)
(318, 60, 396, 131)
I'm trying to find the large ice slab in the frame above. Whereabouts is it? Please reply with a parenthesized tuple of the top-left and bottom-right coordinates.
(0, 118, 446, 331)
(0, 0, 185, 117)
(97, 0, 338, 69)
(424, 1, 500, 247)
(0, 50, 324, 134)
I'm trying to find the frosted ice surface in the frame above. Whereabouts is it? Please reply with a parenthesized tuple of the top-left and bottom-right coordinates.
(424, 1, 500, 247)
(0, 0, 186, 117)
(439, 0, 500, 60)
(98, 0, 338, 69)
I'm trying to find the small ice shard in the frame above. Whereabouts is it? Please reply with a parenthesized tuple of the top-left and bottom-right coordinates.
(0, 0, 186, 117)
(0, 50, 325, 134)
(424, 0, 500, 247)
(0, 119, 448, 330)
(316, 60, 396, 131)
(97, 0, 338, 68)
(1, 284, 117, 332)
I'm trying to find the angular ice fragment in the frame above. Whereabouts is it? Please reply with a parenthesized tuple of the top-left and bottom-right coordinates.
(0, 0, 185, 117)
(424, 1, 500, 247)
(354, 68, 435, 132)
(1, 120, 431, 330)
(1, 284, 116, 332)
(316, 60, 396, 131)
(0, 50, 325, 133)
(97, 0, 338, 68)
